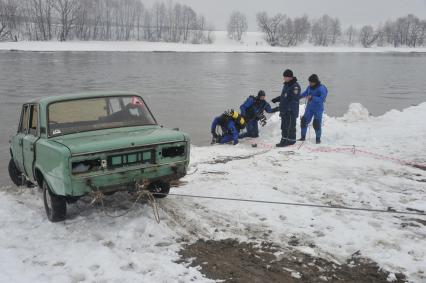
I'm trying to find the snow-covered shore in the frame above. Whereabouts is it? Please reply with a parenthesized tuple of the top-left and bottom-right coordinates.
(1, 31, 426, 53)
(0, 102, 425, 282)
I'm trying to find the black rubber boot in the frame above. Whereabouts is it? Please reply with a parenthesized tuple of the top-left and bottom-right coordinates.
(276, 140, 288, 147)
(298, 137, 306, 141)
(316, 138, 321, 144)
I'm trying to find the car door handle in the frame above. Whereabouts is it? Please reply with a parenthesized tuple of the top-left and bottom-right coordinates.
(30, 144, 34, 152)
(19, 139, 23, 146)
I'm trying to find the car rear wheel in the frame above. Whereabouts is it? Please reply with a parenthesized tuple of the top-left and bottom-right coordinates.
(148, 181, 170, 198)
(43, 181, 67, 222)
(8, 159, 24, 187)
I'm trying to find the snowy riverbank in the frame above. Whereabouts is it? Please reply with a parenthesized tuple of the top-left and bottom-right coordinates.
(1, 32, 426, 53)
(0, 102, 425, 282)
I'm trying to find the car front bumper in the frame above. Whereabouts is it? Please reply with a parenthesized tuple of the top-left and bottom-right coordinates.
(68, 161, 188, 196)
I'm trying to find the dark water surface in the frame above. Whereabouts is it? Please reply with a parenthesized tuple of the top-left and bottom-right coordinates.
(1, 51, 426, 183)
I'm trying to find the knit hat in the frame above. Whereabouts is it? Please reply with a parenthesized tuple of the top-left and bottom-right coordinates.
(308, 74, 320, 84)
(283, 69, 294, 77)
(257, 90, 266, 98)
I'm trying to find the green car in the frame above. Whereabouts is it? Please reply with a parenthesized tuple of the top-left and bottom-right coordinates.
(8, 92, 190, 222)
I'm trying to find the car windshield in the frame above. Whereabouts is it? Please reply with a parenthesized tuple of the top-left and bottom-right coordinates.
(48, 96, 157, 137)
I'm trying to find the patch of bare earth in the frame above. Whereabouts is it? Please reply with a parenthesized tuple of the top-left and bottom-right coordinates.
(178, 239, 406, 283)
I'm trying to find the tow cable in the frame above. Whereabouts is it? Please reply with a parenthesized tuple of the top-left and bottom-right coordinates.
(89, 183, 161, 223)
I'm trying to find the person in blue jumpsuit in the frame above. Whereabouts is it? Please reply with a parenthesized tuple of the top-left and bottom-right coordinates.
(299, 74, 328, 144)
(239, 90, 278, 139)
(272, 69, 301, 147)
(211, 110, 245, 145)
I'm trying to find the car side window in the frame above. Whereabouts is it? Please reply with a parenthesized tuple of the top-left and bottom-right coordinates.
(28, 105, 39, 136)
(108, 97, 122, 114)
(19, 105, 29, 134)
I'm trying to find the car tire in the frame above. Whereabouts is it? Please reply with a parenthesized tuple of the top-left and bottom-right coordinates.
(148, 181, 170, 198)
(43, 181, 67, 222)
(8, 159, 24, 187)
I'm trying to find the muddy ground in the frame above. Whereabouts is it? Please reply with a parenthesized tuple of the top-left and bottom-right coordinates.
(178, 239, 406, 283)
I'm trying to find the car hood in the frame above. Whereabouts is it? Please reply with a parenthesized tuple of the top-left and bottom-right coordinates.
(50, 126, 187, 155)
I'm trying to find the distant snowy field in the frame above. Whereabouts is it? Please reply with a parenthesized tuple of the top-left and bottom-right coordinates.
(0, 102, 425, 282)
(1, 31, 426, 53)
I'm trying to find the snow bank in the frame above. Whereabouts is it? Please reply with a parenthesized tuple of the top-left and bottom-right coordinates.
(0, 102, 425, 282)
(1, 31, 426, 53)
(338, 103, 370, 122)
(176, 102, 426, 281)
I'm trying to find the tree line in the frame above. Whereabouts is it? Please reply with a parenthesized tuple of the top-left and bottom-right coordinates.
(0, 0, 214, 43)
(2, 1, 425, 48)
(227, 12, 426, 48)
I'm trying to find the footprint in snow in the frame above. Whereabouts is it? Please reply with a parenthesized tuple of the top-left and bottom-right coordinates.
(89, 264, 100, 271)
(102, 241, 115, 248)
(120, 262, 136, 271)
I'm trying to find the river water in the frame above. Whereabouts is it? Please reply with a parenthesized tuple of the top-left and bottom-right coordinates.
(1, 51, 426, 183)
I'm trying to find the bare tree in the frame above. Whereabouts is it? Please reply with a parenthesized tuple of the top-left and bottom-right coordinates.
(143, 8, 153, 41)
(275, 15, 311, 46)
(206, 22, 215, 44)
(330, 17, 341, 44)
(0, 0, 213, 43)
(52, 0, 80, 41)
(181, 5, 196, 42)
(293, 15, 310, 44)
(345, 25, 357, 46)
(359, 25, 378, 47)
(276, 16, 295, 46)
(74, 0, 91, 40)
(192, 14, 205, 44)
(310, 15, 333, 46)
(134, 0, 144, 40)
(152, 2, 166, 41)
(227, 11, 248, 41)
(27, 0, 54, 40)
(0, 0, 20, 41)
(380, 15, 426, 47)
(256, 12, 285, 46)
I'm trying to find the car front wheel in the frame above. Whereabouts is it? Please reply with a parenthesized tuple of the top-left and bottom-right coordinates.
(43, 181, 67, 222)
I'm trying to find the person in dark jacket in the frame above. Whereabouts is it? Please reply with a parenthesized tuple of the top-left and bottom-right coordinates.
(211, 110, 246, 145)
(272, 69, 301, 147)
(299, 74, 328, 144)
(239, 90, 278, 139)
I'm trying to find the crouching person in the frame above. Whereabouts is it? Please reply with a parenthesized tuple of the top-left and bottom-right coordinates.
(211, 110, 246, 145)
(239, 90, 278, 139)
(299, 74, 328, 144)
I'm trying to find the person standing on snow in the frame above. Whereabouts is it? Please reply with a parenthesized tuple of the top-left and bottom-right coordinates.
(239, 90, 278, 139)
(211, 110, 246, 145)
(272, 69, 301, 147)
(299, 74, 328, 144)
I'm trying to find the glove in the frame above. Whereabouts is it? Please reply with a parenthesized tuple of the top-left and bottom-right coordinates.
(271, 107, 279, 113)
(271, 97, 280, 103)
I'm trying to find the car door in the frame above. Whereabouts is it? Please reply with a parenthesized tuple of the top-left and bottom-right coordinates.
(22, 104, 40, 182)
(10, 105, 29, 173)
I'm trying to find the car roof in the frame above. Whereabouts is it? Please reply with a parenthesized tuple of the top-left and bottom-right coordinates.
(27, 91, 142, 105)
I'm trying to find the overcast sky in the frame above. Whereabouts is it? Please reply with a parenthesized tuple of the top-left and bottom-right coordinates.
(143, 0, 426, 30)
